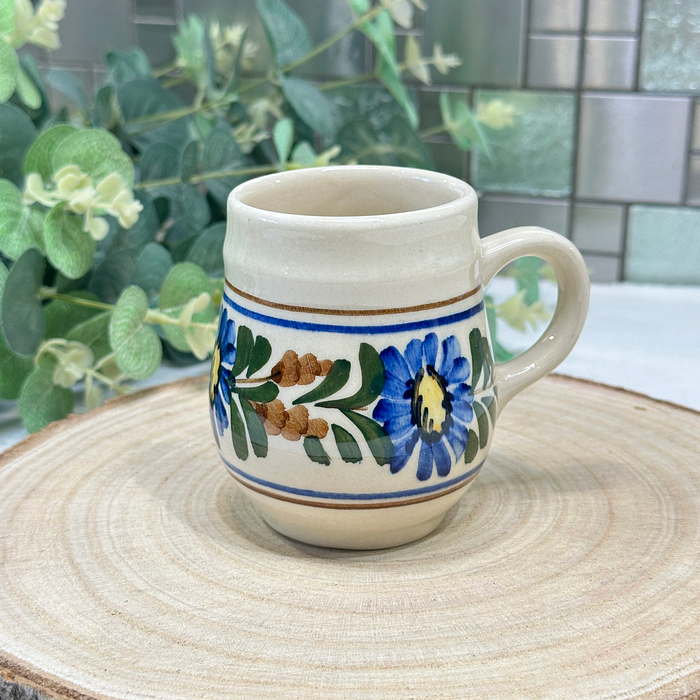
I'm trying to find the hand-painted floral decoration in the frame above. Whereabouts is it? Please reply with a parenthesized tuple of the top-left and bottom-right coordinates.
(209, 309, 237, 438)
(372, 333, 474, 480)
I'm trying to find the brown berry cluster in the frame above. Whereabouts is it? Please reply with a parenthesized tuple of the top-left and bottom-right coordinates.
(270, 350, 333, 387)
(253, 400, 329, 442)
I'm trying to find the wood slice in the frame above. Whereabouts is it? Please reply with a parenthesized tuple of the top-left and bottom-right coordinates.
(0, 375, 699, 700)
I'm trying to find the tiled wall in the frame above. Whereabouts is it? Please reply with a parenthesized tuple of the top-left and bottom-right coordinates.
(33, 0, 700, 283)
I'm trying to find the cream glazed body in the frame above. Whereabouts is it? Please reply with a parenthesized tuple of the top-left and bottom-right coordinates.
(208, 166, 590, 549)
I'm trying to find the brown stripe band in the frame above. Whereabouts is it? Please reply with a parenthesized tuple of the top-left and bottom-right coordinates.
(227, 469, 480, 510)
(225, 279, 480, 316)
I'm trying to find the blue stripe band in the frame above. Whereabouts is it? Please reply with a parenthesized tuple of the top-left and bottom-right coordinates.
(221, 456, 484, 501)
(223, 292, 484, 335)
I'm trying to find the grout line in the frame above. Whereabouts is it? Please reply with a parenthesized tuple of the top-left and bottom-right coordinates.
(520, 0, 532, 88)
(132, 15, 178, 26)
(634, 0, 646, 90)
(618, 204, 630, 280)
(680, 99, 696, 205)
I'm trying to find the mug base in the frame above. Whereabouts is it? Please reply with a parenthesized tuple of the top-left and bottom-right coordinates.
(233, 479, 474, 550)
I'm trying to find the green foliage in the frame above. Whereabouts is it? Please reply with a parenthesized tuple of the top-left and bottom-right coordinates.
(303, 435, 331, 465)
(0, 0, 533, 434)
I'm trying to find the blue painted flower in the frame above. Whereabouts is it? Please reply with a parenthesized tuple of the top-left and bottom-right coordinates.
(373, 332, 474, 481)
(209, 309, 237, 438)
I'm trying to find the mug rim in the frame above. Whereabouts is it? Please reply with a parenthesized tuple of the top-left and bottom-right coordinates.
(227, 165, 477, 232)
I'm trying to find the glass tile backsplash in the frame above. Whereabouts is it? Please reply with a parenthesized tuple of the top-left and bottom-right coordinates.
(33, 0, 700, 284)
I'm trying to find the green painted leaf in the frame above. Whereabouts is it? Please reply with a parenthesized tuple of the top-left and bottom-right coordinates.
(15, 64, 41, 110)
(340, 409, 393, 466)
(255, 0, 311, 67)
(464, 428, 479, 464)
(66, 311, 112, 361)
(1, 248, 46, 356)
(474, 401, 489, 449)
(482, 394, 498, 425)
(44, 205, 96, 279)
(235, 381, 278, 403)
(109, 285, 162, 380)
(105, 48, 152, 87)
(0, 41, 18, 103)
(139, 142, 179, 182)
(303, 435, 331, 466)
(273, 117, 294, 164)
(246, 335, 272, 378)
(130, 242, 172, 302)
(317, 344, 384, 410)
(44, 291, 100, 339)
(231, 325, 253, 377)
(279, 75, 339, 139)
(469, 327, 483, 389)
(332, 424, 363, 464)
(185, 222, 225, 278)
(229, 396, 249, 461)
(23, 124, 77, 181)
(481, 336, 493, 388)
(53, 128, 135, 188)
(18, 355, 74, 433)
(293, 359, 351, 405)
(0, 102, 37, 186)
(46, 69, 89, 109)
(239, 396, 268, 458)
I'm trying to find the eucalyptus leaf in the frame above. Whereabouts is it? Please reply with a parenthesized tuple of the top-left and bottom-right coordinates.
(332, 424, 362, 463)
(46, 69, 89, 110)
(88, 248, 137, 303)
(514, 256, 542, 305)
(23, 124, 77, 181)
(279, 75, 339, 139)
(15, 64, 42, 110)
(53, 128, 134, 187)
(66, 310, 112, 360)
(0, 102, 37, 186)
(44, 290, 100, 339)
(139, 142, 179, 183)
(44, 205, 96, 279)
(167, 184, 210, 228)
(221, 26, 248, 96)
(131, 242, 172, 302)
(303, 435, 331, 466)
(180, 140, 199, 182)
(111, 190, 158, 251)
(93, 84, 116, 128)
(109, 285, 162, 379)
(377, 59, 418, 128)
(348, 0, 370, 13)
(1, 248, 46, 356)
(0, 40, 18, 103)
(290, 140, 316, 166)
(273, 117, 294, 164)
(255, 0, 311, 67)
(18, 355, 74, 433)
(317, 344, 384, 410)
(0, 0, 14, 36)
(185, 222, 225, 277)
(202, 127, 246, 205)
(293, 359, 350, 405)
(105, 48, 152, 88)
(0, 178, 45, 259)
(0, 336, 33, 400)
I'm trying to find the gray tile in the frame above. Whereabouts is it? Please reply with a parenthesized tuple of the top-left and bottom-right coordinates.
(424, 0, 525, 87)
(576, 94, 691, 204)
(51, 0, 133, 64)
(527, 36, 580, 89)
(625, 205, 700, 284)
(572, 203, 625, 253)
(583, 37, 637, 90)
(586, 0, 641, 32)
(134, 0, 176, 18)
(583, 254, 621, 282)
(693, 102, 700, 151)
(136, 23, 175, 67)
(640, 0, 700, 91)
(420, 87, 468, 131)
(427, 141, 466, 179)
(477, 195, 570, 237)
(686, 156, 700, 205)
(530, 0, 582, 31)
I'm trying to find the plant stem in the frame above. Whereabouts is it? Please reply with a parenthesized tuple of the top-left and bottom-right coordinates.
(38, 291, 113, 311)
(134, 163, 280, 190)
(419, 124, 448, 138)
(153, 60, 178, 78)
(319, 71, 376, 91)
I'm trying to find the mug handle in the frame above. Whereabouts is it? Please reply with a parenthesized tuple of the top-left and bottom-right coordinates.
(480, 226, 590, 411)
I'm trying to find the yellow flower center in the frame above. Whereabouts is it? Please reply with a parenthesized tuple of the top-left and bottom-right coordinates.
(209, 345, 221, 403)
(412, 366, 449, 440)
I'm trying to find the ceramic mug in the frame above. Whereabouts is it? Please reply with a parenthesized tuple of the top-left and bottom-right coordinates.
(209, 165, 589, 549)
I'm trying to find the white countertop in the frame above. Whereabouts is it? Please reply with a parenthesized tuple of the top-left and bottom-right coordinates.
(1, 280, 697, 451)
